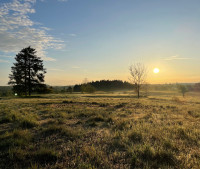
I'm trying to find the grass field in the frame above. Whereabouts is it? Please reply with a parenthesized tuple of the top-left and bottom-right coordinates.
(0, 91, 200, 169)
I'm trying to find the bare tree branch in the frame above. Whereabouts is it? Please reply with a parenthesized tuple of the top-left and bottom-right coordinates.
(129, 63, 147, 98)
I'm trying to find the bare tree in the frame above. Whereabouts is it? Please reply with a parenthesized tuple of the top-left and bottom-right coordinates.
(129, 63, 147, 99)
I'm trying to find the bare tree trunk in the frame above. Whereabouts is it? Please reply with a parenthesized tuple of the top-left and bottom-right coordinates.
(129, 63, 147, 99)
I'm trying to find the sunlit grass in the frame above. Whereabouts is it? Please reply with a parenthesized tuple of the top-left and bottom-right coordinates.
(0, 91, 199, 168)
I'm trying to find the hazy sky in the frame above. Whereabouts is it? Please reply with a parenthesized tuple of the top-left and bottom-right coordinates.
(0, 0, 200, 85)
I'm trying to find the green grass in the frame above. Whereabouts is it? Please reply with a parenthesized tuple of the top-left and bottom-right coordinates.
(0, 91, 200, 168)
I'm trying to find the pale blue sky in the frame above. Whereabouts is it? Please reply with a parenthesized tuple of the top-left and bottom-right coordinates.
(0, 0, 200, 85)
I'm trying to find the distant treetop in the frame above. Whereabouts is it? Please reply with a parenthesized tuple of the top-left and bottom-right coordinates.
(73, 80, 134, 92)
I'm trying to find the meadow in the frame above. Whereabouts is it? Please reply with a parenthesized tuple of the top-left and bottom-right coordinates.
(0, 91, 199, 169)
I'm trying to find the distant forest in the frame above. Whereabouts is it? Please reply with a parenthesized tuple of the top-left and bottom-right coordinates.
(72, 81, 200, 93)
(73, 80, 134, 92)
(0, 80, 200, 96)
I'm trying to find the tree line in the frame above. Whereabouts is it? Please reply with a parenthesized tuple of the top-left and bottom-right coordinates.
(7, 46, 200, 98)
(73, 80, 134, 92)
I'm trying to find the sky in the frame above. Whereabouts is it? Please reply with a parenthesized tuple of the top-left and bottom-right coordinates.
(0, 0, 200, 86)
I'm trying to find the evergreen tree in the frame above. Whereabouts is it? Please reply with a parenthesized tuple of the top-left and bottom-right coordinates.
(8, 46, 46, 96)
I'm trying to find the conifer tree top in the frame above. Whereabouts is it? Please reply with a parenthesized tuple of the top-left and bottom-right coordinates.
(8, 47, 46, 96)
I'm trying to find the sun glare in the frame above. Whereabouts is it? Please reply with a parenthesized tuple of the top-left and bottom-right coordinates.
(153, 68, 160, 74)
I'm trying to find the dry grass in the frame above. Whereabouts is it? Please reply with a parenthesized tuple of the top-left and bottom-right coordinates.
(0, 91, 199, 168)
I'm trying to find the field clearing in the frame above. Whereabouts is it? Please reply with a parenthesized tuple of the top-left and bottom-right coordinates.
(0, 91, 200, 169)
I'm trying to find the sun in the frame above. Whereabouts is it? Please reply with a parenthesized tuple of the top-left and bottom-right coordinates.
(153, 68, 160, 74)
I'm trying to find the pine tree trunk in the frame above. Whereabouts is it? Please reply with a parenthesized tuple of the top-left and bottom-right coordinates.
(28, 58, 31, 96)
(25, 57, 27, 96)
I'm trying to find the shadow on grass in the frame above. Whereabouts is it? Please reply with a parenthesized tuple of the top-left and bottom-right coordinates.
(18, 96, 47, 99)
(83, 95, 146, 99)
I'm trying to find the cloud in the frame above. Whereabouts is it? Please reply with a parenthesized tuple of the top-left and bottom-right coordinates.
(0, 59, 9, 63)
(71, 66, 80, 69)
(163, 55, 191, 61)
(0, 55, 12, 58)
(40, 27, 52, 31)
(40, 0, 68, 2)
(48, 68, 64, 71)
(0, 0, 64, 61)
(69, 33, 77, 37)
(25, 0, 37, 3)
